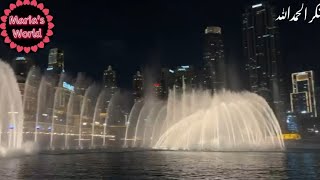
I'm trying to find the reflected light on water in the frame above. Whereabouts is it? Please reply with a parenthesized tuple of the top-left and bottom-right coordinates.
(0, 151, 319, 179)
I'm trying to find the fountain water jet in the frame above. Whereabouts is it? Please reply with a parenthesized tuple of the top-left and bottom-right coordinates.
(153, 90, 285, 151)
(0, 61, 24, 151)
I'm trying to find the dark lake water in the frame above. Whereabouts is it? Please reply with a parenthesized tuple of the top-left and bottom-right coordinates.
(1, 151, 320, 179)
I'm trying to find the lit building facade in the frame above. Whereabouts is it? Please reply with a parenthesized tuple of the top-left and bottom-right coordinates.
(242, 2, 286, 128)
(174, 65, 196, 90)
(12, 56, 34, 83)
(47, 48, 64, 74)
(133, 71, 144, 101)
(286, 112, 299, 133)
(159, 66, 197, 98)
(203, 26, 226, 92)
(159, 68, 176, 98)
(290, 71, 317, 117)
(103, 65, 118, 94)
(152, 82, 163, 98)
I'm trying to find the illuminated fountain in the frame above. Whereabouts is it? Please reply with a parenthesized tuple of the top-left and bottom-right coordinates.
(152, 89, 285, 151)
(0, 58, 285, 153)
(0, 61, 25, 156)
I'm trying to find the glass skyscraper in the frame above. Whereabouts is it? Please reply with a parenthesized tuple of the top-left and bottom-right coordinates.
(103, 65, 118, 95)
(203, 26, 226, 93)
(47, 48, 64, 74)
(242, 2, 286, 128)
(290, 71, 317, 117)
(133, 71, 144, 102)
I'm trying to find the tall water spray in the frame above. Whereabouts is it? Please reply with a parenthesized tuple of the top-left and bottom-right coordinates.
(153, 90, 285, 151)
(0, 61, 24, 150)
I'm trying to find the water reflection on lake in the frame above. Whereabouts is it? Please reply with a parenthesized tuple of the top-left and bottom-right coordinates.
(0, 151, 320, 179)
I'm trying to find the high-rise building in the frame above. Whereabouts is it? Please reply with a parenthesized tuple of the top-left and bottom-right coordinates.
(160, 68, 176, 98)
(103, 65, 117, 94)
(203, 26, 226, 92)
(286, 112, 299, 133)
(243, 2, 286, 127)
(47, 48, 64, 74)
(159, 66, 198, 98)
(133, 71, 144, 101)
(290, 71, 317, 117)
(152, 82, 162, 98)
(175, 65, 196, 90)
(12, 56, 34, 83)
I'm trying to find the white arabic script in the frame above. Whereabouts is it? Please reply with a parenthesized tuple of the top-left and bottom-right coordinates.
(276, 3, 320, 23)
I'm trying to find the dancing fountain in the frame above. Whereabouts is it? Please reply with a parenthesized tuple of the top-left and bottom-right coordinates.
(124, 88, 285, 151)
(0, 59, 285, 154)
(152, 90, 285, 151)
(0, 61, 25, 156)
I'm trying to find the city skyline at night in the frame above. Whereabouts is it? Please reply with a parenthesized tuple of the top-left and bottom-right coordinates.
(0, 0, 319, 91)
(1, 1, 320, 179)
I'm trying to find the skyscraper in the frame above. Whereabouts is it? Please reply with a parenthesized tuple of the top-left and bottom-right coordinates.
(133, 71, 144, 102)
(175, 65, 196, 90)
(152, 82, 163, 99)
(12, 56, 34, 83)
(159, 68, 175, 98)
(103, 65, 117, 94)
(203, 26, 226, 92)
(243, 2, 286, 127)
(47, 48, 64, 74)
(290, 71, 317, 117)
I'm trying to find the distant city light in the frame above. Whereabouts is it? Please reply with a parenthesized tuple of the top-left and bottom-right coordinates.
(252, 3, 262, 8)
(153, 83, 160, 87)
(42, 113, 48, 117)
(16, 57, 26, 61)
(178, 68, 186, 71)
(63, 82, 74, 91)
(181, 65, 190, 69)
(169, 69, 174, 73)
(301, 110, 307, 114)
(47, 67, 53, 70)
(8, 111, 18, 114)
(297, 72, 308, 75)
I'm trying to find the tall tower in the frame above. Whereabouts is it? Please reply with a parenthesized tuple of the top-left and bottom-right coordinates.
(103, 65, 117, 94)
(203, 26, 226, 93)
(290, 71, 317, 118)
(12, 56, 33, 83)
(133, 71, 144, 102)
(243, 2, 285, 127)
(175, 65, 195, 90)
(47, 48, 64, 74)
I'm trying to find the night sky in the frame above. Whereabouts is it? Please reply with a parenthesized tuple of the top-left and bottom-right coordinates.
(1, 0, 320, 90)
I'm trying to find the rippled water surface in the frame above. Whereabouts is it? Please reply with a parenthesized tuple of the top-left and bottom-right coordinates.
(1, 151, 320, 179)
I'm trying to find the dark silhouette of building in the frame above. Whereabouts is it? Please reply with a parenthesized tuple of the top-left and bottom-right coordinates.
(159, 68, 175, 98)
(174, 65, 196, 91)
(243, 2, 286, 129)
(133, 71, 144, 102)
(203, 26, 226, 93)
(103, 65, 118, 94)
(11, 56, 34, 83)
(47, 48, 64, 74)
